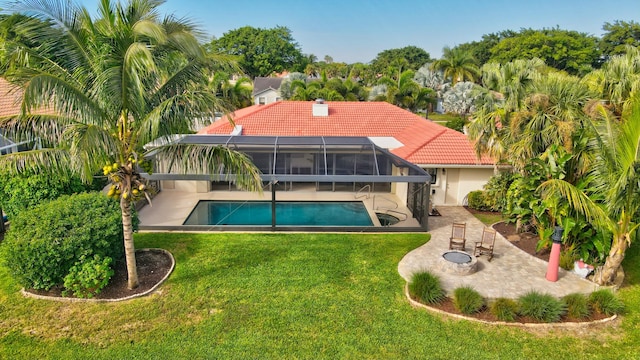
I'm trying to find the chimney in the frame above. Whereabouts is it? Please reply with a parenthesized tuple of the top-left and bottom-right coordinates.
(312, 98, 328, 117)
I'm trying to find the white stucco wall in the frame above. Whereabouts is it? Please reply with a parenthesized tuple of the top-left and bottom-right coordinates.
(422, 167, 494, 206)
(161, 180, 210, 193)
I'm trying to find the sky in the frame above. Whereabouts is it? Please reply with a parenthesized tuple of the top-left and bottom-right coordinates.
(74, 0, 640, 64)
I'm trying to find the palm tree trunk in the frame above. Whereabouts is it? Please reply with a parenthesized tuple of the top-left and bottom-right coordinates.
(593, 234, 628, 286)
(121, 195, 139, 289)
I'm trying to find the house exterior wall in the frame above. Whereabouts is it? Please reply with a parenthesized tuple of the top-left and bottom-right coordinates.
(254, 89, 281, 105)
(161, 180, 209, 193)
(423, 167, 494, 206)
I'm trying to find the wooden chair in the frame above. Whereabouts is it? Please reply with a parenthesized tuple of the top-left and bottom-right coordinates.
(474, 227, 497, 261)
(449, 222, 466, 251)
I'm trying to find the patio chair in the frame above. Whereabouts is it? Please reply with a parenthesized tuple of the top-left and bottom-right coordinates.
(474, 227, 497, 261)
(449, 222, 467, 251)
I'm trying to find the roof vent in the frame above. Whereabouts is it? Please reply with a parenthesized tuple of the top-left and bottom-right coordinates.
(312, 99, 328, 117)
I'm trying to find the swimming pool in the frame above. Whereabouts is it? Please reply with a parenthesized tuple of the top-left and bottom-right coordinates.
(183, 200, 374, 226)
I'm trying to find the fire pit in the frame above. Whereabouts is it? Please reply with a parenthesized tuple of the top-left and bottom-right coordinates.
(438, 250, 478, 275)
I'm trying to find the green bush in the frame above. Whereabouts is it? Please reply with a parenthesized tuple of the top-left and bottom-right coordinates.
(562, 293, 591, 319)
(588, 290, 625, 315)
(489, 298, 519, 322)
(453, 286, 484, 314)
(0, 171, 107, 218)
(408, 271, 445, 304)
(63, 255, 114, 298)
(2, 192, 126, 290)
(482, 172, 516, 212)
(445, 116, 466, 133)
(518, 291, 567, 323)
(467, 190, 491, 211)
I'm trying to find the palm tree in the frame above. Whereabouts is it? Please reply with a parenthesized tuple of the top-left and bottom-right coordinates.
(375, 70, 433, 112)
(468, 59, 544, 164)
(0, 0, 262, 289)
(507, 73, 594, 170)
(582, 45, 640, 116)
(208, 72, 253, 110)
(539, 96, 640, 285)
(431, 47, 480, 85)
(441, 81, 478, 118)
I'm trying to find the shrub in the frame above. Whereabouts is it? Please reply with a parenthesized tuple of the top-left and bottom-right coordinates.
(562, 293, 591, 319)
(482, 171, 516, 212)
(518, 291, 566, 323)
(63, 255, 114, 298)
(445, 116, 466, 133)
(2, 192, 126, 290)
(588, 290, 625, 315)
(453, 286, 484, 314)
(0, 171, 107, 218)
(467, 190, 491, 211)
(489, 298, 519, 322)
(408, 271, 445, 304)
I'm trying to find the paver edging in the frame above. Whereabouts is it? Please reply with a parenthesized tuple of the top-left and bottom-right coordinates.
(21, 248, 175, 303)
(404, 284, 617, 328)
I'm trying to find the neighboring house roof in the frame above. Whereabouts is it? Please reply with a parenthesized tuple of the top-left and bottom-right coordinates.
(252, 77, 283, 96)
(198, 101, 494, 166)
(0, 78, 23, 118)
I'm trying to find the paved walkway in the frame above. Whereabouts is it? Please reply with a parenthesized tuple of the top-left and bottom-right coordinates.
(398, 207, 600, 299)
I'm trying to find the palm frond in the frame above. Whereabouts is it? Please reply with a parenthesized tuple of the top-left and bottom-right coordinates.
(538, 179, 611, 231)
(0, 114, 62, 144)
(0, 147, 73, 177)
(64, 122, 118, 176)
(153, 144, 263, 192)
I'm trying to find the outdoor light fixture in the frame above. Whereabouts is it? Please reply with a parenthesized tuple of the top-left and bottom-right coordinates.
(545, 226, 564, 282)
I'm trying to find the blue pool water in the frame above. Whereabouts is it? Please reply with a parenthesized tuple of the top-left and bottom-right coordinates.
(183, 201, 374, 226)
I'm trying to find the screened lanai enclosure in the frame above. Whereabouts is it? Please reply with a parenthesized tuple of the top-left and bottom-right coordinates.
(140, 135, 431, 232)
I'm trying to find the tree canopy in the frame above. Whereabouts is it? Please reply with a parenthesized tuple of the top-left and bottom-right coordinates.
(599, 20, 640, 59)
(370, 46, 431, 74)
(489, 28, 600, 75)
(210, 26, 307, 78)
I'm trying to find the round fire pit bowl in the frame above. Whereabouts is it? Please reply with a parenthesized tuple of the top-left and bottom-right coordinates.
(438, 250, 478, 276)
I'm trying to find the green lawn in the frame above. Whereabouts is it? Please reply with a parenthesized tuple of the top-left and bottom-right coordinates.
(1, 232, 639, 359)
(427, 112, 460, 124)
(472, 212, 506, 226)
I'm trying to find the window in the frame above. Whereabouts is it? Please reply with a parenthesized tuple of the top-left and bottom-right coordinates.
(258, 96, 266, 105)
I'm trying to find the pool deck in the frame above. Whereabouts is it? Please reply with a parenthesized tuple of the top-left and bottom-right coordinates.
(398, 206, 600, 299)
(137, 189, 421, 228)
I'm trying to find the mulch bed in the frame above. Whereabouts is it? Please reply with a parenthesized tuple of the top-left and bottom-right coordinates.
(26, 249, 172, 300)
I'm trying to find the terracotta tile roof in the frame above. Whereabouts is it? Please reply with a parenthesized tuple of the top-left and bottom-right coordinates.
(0, 78, 56, 117)
(0, 78, 23, 118)
(199, 101, 495, 166)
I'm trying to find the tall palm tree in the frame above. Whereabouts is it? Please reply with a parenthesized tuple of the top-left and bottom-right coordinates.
(0, 0, 262, 289)
(468, 59, 545, 165)
(431, 47, 480, 85)
(539, 96, 640, 285)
